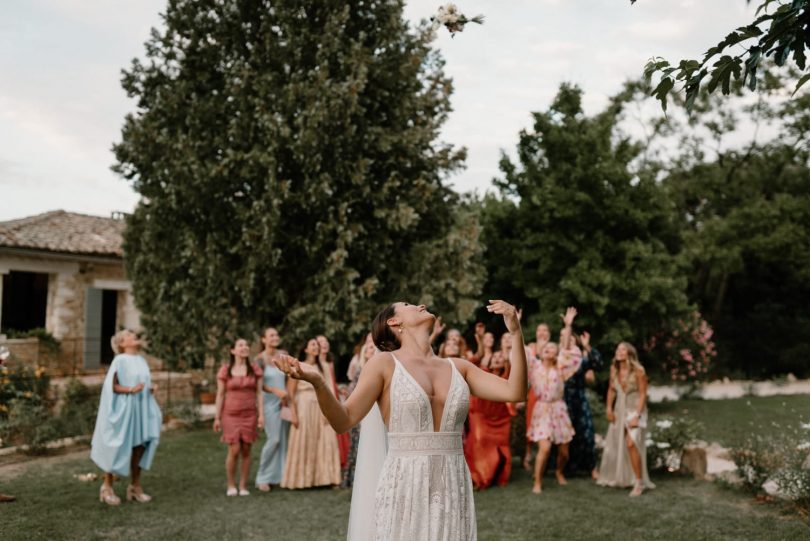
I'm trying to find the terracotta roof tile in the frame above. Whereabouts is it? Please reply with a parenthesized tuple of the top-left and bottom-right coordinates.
(0, 210, 125, 257)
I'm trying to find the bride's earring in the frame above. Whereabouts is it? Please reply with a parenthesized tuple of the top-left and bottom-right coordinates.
(398, 326, 403, 334)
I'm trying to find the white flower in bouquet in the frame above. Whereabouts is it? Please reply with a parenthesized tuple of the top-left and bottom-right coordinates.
(430, 3, 484, 37)
(655, 419, 673, 430)
(800, 422, 810, 430)
(656, 441, 671, 449)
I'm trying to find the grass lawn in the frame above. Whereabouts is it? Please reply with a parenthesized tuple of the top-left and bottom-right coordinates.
(649, 394, 810, 448)
(2, 427, 808, 541)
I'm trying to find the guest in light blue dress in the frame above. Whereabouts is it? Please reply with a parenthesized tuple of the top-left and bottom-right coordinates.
(91, 329, 162, 506)
(255, 327, 290, 491)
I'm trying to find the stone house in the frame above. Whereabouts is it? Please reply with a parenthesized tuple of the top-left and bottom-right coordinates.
(0, 210, 192, 404)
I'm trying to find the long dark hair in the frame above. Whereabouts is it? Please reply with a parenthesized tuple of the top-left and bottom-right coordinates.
(227, 338, 256, 379)
(372, 304, 400, 352)
(298, 338, 324, 373)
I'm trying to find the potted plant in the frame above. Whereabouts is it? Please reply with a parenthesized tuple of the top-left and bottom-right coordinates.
(195, 379, 216, 404)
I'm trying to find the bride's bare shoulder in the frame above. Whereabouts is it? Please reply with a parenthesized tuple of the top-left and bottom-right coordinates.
(446, 356, 473, 375)
(364, 351, 396, 376)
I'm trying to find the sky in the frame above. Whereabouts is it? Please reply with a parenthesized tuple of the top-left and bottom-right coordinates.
(0, 0, 758, 221)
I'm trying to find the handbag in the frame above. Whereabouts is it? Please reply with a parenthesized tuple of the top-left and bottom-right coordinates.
(280, 406, 293, 423)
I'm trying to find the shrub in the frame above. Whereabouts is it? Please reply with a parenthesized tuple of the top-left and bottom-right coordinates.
(0, 396, 60, 453)
(6, 328, 61, 354)
(57, 379, 100, 437)
(644, 311, 717, 383)
(646, 415, 703, 471)
(166, 401, 203, 429)
(731, 423, 810, 500)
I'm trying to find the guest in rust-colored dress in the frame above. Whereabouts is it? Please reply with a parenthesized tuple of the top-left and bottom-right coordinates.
(318, 334, 350, 470)
(214, 338, 264, 496)
(281, 338, 341, 489)
(464, 349, 516, 489)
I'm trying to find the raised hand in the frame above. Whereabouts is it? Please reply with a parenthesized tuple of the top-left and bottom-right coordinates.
(432, 316, 446, 337)
(581, 331, 591, 350)
(274, 355, 325, 387)
(487, 300, 520, 334)
(561, 306, 577, 328)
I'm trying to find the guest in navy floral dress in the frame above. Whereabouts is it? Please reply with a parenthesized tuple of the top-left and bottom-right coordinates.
(563, 331, 603, 479)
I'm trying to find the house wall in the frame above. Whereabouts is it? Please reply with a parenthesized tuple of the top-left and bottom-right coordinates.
(0, 253, 149, 376)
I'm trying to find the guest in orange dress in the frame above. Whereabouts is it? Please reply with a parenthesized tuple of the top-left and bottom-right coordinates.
(523, 322, 551, 470)
(214, 338, 264, 496)
(317, 334, 350, 470)
(464, 349, 517, 489)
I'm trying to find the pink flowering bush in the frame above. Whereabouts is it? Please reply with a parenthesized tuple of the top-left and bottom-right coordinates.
(645, 312, 717, 383)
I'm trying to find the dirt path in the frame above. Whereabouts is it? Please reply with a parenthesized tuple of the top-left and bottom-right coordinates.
(0, 446, 90, 480)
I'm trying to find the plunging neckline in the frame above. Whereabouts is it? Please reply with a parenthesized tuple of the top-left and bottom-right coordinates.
(392, 354, 456, 433)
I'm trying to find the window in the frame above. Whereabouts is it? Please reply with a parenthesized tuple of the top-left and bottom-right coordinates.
(1, 271, 48, 333)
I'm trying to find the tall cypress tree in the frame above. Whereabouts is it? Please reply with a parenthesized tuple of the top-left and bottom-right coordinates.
(114, 0, 480, 366)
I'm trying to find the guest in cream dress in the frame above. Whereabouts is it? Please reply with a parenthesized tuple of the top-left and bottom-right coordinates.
(281, 338, 341, 488)
(597, 342, 655, 496)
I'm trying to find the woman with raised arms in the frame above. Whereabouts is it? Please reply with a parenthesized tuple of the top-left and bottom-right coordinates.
(274, 300, 528, 541)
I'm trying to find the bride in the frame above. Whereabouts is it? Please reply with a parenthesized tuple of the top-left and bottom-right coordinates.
(274, 300, 527, 540)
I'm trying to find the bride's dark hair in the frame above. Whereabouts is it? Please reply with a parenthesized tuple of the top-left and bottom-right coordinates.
(372, 304, 400, 352)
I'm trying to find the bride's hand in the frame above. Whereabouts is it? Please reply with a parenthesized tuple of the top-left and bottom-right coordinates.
(274, 355, 325, 387)
(487, 300, 520, 334)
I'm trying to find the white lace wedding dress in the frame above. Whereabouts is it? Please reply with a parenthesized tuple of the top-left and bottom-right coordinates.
(356, 354, 476, 540)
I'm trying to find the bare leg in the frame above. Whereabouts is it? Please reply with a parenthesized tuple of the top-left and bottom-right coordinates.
(130, 445, 145, 487)
(555, 443, 569, 485)
(532, 440, 552, 493)
(226, 443, 240, 490)
(103, 472, 115, 490)
(523, 442, 533, 471)
(239, 443, 252, 491)
(625, 432, 644, 496)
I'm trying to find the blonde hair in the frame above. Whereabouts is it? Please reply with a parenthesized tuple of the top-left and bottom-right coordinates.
(110, 329, 135, 355)
(612, 341, 645, 375)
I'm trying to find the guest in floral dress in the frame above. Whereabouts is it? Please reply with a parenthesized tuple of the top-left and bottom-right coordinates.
(523, 322, 551, 470)
(563, 330, 604, 478)
(527, 307, 582, 493)
(214, 338, 264, 496)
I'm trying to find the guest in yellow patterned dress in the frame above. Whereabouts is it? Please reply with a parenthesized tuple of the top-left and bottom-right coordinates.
(281, 338, 341, 488)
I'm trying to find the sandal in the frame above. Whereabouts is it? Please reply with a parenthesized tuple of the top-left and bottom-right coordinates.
(99, 485, 121, 506)
(127, 485, 152, 503)
(226, 487, 238, 497)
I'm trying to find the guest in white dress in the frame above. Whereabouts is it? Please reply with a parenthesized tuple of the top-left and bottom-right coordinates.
(274, 300, 529, 541)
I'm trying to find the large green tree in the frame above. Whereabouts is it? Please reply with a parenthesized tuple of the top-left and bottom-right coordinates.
(114, 0, 483, 366)
(659, 75, 810, 378)
(481, 84, 690, 349)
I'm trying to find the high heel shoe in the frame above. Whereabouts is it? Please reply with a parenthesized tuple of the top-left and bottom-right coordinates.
(629, 481, 644, 497)
(126, 485, 152, 503)
(99, 485, 121, 506)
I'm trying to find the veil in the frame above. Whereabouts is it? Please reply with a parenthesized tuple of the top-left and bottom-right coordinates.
(347, 402, 388, 541)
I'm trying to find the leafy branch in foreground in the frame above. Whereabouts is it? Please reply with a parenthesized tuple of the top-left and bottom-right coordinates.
(631, 0, 809, 111)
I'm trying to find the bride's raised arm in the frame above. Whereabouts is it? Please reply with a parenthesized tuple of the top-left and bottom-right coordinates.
(274, 352, 389, 434)
(456, 300, 528, 403)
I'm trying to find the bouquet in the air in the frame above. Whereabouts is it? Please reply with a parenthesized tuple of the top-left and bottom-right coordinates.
(430, 3, 484, 36)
